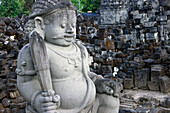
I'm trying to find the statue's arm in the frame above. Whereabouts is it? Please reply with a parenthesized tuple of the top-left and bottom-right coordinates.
(81, 46, 104, 81)
(16, 44, 42, 104)
(82, 44, 122, 96)
(77, 41, 122, 96)
(17, 44, 60, 113)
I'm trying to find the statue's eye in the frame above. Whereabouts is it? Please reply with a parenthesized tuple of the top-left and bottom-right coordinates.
(61, 23, 66, 28)
(72, 23, 76, 28)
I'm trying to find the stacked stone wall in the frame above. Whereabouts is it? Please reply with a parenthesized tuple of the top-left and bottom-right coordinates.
(0, 17, 28, 113)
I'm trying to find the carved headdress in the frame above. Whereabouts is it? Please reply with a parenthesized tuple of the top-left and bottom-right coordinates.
(25, 0, 77, 35)
(29, 0, 77, 19)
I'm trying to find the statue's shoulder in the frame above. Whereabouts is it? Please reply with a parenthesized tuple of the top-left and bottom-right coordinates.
(17, 44, 34, 69)
(75, 40, 87, 52)
(18, 44, 31, 60)
(75, 41, 89, 58)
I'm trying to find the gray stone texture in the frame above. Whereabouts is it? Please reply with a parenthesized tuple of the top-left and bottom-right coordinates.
(158, 76, 170, 93)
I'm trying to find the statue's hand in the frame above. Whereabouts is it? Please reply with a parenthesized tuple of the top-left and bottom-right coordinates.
(35, 90, 60, 113)
(95, 78, 122, 97)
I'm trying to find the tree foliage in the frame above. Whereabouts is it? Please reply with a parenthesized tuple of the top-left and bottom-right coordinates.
(0, 0, 26, 17)
(23, 0, 34, 15)
(71, 0, 100, 13)
(0, 0, 100, 17)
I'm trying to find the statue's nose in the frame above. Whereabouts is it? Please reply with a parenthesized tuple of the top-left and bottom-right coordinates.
(66, 24, 74, 34)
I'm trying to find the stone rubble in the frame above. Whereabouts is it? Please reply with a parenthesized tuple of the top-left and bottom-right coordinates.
(77, 0, 170, 112)
(0, 17, 28, 113)
(78, 0, 170, 92)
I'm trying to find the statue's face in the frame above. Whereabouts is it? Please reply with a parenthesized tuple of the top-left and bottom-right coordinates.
(43, 10, 76, 46)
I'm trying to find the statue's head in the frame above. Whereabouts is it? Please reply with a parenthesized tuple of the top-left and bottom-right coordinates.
(28, 0, 77, 46)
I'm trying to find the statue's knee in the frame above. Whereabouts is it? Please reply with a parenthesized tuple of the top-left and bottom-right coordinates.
(97, 94, 120, 108)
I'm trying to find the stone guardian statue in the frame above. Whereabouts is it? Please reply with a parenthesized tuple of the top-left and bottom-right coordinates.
(16, 0, 122, 113)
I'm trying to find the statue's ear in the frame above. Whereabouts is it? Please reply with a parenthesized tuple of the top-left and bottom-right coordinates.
(34, 17, 45, 39)
(34, 17, 45, 30)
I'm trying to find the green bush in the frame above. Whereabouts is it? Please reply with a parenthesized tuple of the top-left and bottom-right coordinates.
(0, 0, 26, 17)
(71, 0, 100, 13)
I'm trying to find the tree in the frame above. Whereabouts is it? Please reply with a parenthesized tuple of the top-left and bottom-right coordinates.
(81, 0, 100, 13)
(0, 0, 26, 17)
(71, 0, 84, 11)
(23, 0, 34, 15)
(71, 0, 100, 13)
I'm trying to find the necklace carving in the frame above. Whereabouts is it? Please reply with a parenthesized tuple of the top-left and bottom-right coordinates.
(47, 44, 81, 68)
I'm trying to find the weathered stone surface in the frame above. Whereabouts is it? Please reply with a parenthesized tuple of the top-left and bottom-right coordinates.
(117, 71, 126, 78)
(148, 81, 159, 91)
(12, 97, 25, 103)
(98, 28, 107, 39)
(17, 108, 26, 113)
(106, 39, 115, 51)
(124, 78, 134, 89)
(101, 65, 113, 74)
(10, 102, 26, 109)
(0, 83, 6, 91)
(0, 21, 7, 33)
(134, 68, 149, 89)
(150, 108, 161, 113)
(158, 76, 170, 93)
(99, 0, 129, 25)
(126, 70, 133, 79)
(11, 108, 18, 113)
(0, 103, 5, 113)
(158, 108, 170, 113)
(4, 108, 11, 113)
(151, 65, 165, 82)
(136, 107, 150, 113)
(2, 98, 10, 107)
(165, 97, 170, 108)
(119, 108, 136, 113)
(0, 90, 7, 100)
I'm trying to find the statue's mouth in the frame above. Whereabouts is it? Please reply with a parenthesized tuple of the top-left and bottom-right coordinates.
(64, 35, 74, 42)
(64, 34, 75, 42)
(64, 36, 73, 38)
(51, 34, 75, 42)
(64, 34, 75, 37)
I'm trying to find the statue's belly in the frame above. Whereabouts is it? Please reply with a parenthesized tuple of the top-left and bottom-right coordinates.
(47, 46, 96, 109)
(52, 73, 96, 109)
(49, 48, 83, 79)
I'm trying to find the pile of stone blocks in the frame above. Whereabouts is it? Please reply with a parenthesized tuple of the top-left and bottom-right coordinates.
(77, 0, 170, 94)
(119, 90, 170, 113)
(0, 17, 28, 113)
(99, 0, 129, 25)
